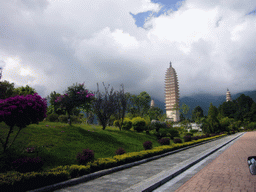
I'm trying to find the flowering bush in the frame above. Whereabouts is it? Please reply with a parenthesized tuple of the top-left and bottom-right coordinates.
(0, 93, 47, 152)
(173, 137, 182, 143)
(11, 157, 44, 173)
(0, 93, 47, 128)
(183, 135, 192, 142)
(191, 136, 199, 140)
(115, 147, 126, 155)
(76, 149, 94, 165)
(143, 141, 153, 150)
(158, 138, 170, 145)
(54, 83, 94, 125)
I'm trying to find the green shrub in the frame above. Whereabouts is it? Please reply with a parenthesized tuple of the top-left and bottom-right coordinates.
(190, 129, 198, 134)
(157, 128, 169, 138)
(58, 115, 68, 123)
(46, 113, 59, 122)
(78, 113, 84, 119)
(122, 118, 132, 130)
(95, 158, 118, 170)
(113, 120, 120, 127)
(71, 115, 82, 124)
(68, 165, 90, 178)
(185, 132, 193, 137)
(132, 117, 146, 132)
(153, 127, 180, 139)
(151, 120, 164, 132)
(166, 128, 180, 139)
(245, 122, 256, 130)
(0, 170, 70, 191)
(58, 115, 81, 124)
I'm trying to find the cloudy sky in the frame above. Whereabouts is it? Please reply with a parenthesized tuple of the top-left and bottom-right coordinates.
(1, 0, 256, 102)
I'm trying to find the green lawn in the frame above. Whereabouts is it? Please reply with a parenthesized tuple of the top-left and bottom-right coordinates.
(0, 121, 162, 172)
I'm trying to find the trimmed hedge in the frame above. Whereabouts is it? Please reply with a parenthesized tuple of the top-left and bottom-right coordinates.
(132, 117, 146, 132)
(0, 134, 227, 191)
(0, 171, 69, 192)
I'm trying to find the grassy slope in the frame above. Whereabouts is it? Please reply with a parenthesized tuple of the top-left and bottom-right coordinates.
(0, 121, 162, 171)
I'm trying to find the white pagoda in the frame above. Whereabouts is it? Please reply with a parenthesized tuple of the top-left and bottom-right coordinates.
(226, 88, 232, 102)
(165, 62, 180, 122)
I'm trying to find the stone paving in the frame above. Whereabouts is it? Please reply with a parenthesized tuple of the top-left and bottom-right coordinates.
(54, 133, 241, 192)
(174, 132, 256, 192)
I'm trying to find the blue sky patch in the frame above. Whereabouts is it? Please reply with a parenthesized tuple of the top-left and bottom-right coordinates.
(131, 0, 184, 28)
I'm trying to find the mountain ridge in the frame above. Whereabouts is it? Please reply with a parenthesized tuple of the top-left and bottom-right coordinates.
(153, 90, 256, 119)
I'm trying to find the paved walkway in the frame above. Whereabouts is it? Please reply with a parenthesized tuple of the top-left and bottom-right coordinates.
(173, 132, 256, 192)
(53, 133, 242, 192)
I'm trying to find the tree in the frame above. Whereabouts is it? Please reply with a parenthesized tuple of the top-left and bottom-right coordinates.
(192, 106, 204, 122)
(248, 102, 256, 122)
(126, 91, 151, 117)
(55, 83, 94, 125)
(218, 101, 236, 119)
(0, 93, 47, 152)
(148, 106, 163, 121)
(180, 103, 190, 120)
(234, 94, 254, 122)
(178, 103, 191, 131)
(13, 85, 36, 96)
(0, 80, 15, 99)
(92, 83, 118, 130)
(47, 91, 65, 115)
(202, 103, 220, 133)
(80, 102, 94, 124)
(115, 84, 127, 131)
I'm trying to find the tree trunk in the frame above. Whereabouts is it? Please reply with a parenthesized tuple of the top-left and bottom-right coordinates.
(102, 121, 106, 130)
(68, 111, 71, 126)
(86, 108, 89, 124)
(3, 126, 14, 153)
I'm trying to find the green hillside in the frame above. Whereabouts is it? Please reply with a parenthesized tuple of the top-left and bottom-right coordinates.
(0, 121, 161, 172)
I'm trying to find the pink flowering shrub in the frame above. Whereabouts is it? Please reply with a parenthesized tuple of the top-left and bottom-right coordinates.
(115, 147, 126, 155)
(54, 83, 94, 125)
(11, 156, 44, 173)
(143, 141, 153, 150)
(76, 148, 94, 165)
(158, 138, 170, 145)
(0, 93, 47, 128)
(0, 93, 47, 152)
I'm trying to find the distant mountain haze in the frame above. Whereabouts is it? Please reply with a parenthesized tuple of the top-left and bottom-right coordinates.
(153, 90, 256, 119)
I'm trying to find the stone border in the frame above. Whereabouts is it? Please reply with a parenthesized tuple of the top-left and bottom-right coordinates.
(29, 134, 237, 192)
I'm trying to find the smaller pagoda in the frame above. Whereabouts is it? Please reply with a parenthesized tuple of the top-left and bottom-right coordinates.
(226, 88, 232, 102)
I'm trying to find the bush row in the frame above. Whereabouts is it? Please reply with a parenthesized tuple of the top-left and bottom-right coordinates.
(0, 134, 227, 191)
(46, 114, 83, 124)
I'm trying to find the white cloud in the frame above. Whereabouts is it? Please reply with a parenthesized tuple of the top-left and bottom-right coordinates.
(0, 0, 256, 103)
